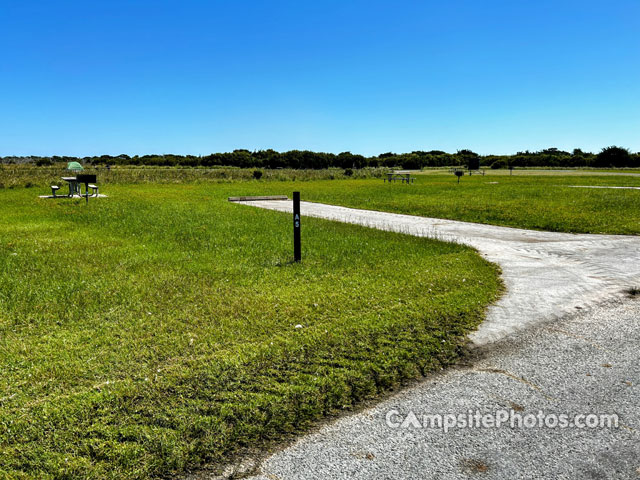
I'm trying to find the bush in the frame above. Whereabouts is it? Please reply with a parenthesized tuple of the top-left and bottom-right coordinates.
(595, 146, 632, 168)
(491, 159, 508, 169)
(252, 170, 263, 180)
(398, 154, 422, 170)
(344, 168, 353, 177)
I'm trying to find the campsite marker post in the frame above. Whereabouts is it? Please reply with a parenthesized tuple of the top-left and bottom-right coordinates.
(293, 192, 301, 262)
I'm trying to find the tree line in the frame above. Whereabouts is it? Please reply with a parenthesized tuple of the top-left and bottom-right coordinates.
(2, 146, 638, 170)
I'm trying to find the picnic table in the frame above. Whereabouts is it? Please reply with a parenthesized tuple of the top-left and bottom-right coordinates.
(59, 175, 99, 198)
(61, 176, 81, 196)
(384, 171, 414, 184)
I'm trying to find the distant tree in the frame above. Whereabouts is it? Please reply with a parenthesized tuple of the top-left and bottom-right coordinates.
(337, 152, 363, 169)
(595, 146, 631, 168)
(491, 159, 508, 169)
(457, 149, 478, 156)
(7, 146, 632, 170)
(380, 155, 399, 168)
(398, 154, 421, 170)
(457, 149, 480, 170)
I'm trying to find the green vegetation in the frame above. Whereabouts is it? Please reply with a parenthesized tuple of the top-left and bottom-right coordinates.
(3, 144, 640, 170)
(3, 165, 639, 235)
(0, 184, 501, 479)
(0, 165, 384, 189)
(96, 171, 635, 235)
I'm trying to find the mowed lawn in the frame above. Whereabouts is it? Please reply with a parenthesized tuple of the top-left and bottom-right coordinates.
(0, 184, 501, 479)
(246, 174, 640, 235)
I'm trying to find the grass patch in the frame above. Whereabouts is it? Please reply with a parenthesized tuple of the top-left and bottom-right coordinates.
(0, 184, 501, 479)
(0, 165, 384, 189)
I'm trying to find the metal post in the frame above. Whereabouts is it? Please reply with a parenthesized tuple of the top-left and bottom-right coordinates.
(293, 191, 301, 262)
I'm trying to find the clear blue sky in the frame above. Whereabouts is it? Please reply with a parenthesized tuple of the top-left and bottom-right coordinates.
(1, 0, 638, 156)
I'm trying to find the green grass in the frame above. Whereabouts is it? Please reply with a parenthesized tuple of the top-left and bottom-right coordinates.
(232, 175, 640, 235)
(4, 168, 634, 477)
(0, 184, 501, 479)
(0, 165, 383, 189)
(5, 165, 640, 234)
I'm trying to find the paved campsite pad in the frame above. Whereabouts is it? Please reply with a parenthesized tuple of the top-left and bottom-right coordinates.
(569, 185, 640, 190)
(227, 200, 640, 479)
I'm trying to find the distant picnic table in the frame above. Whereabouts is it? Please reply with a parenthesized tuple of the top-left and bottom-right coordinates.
(57, 175, 99, 198)
(61, 176, 81, 196)
(384, 171, 415, 184)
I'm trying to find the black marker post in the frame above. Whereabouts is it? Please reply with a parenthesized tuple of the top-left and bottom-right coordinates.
(293, 191, 301, 262)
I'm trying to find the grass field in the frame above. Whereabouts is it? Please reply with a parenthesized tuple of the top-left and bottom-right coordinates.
(243, 175, 640, 235)
(0, 165, 383, 189)
(0, 184, 501, 479)
(2, 167, 637, 477)
(4, 165, 638, 234)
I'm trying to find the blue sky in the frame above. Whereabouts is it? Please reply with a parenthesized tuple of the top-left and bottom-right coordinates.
(1, 0, 638, 156)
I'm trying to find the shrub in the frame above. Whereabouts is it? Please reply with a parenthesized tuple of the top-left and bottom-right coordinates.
(398, 154, 422, 170)
(344, 168, 354, 177)
(252, 170, 263, 180)
(491, 159, 508, 169)
(595, 146, 631, 168)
